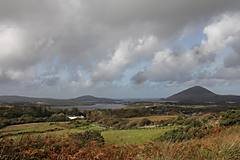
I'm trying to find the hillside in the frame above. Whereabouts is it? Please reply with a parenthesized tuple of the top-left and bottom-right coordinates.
(165, 86, 240, 103)
(0, 95, 56, 103)
(0, 95, 115, 104)
(70, 95, 115, 103)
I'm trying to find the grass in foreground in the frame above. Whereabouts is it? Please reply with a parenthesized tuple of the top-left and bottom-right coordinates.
(0, 126, 239, 159)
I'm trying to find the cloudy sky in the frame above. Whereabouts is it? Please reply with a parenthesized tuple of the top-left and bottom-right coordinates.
(1, 0, 240, 99)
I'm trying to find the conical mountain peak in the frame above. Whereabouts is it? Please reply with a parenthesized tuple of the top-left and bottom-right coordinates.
(166, 86, 217, 102)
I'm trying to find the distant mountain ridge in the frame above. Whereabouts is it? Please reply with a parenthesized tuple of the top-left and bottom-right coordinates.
(0, 95, 115, 103)
(164, 86, 240, 103)
(70, 95, 115, 103)
(0, 95, 56, 103)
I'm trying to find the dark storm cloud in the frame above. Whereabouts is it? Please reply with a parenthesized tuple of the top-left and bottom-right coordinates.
(84, 0, 240, 37)
(131, 71, 147, 84)
(224, 38, 240, 68)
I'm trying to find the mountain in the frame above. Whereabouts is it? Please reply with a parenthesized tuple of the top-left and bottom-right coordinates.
(164, 86, 240, 103)
(0, 95, 115, 104)
(70, 95, 115, 103)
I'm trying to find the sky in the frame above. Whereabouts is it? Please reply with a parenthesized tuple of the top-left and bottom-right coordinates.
(1, 0, 240, 99)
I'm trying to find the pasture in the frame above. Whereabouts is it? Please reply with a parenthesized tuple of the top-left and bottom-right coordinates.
(102, 126, 181, 145)
(0, 121, 177, 145)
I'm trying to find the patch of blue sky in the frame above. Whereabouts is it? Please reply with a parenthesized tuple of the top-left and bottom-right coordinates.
(36, 56, 59, 75)
(36, 63, 45, 77)
(174, 29, 206, 52)
(36, 60, 68, 82)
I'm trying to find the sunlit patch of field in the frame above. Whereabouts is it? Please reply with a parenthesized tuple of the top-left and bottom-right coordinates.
(102, 126, 181, 145)
(125, 115, 178, 121)
(178, 104, 218, 108)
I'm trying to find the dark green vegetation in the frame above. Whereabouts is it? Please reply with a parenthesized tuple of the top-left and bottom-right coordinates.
(0, 105, 87, 129)
(156, 110, 240, 142)
(44, 101, 93, 106)
(1, 101, 240, 130)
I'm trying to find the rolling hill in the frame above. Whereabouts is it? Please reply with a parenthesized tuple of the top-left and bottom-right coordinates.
(0, 95, 56, 103)
(164, 86, 240, 103)
(0, 95, 115, 104)
(70, 95, 115, 103)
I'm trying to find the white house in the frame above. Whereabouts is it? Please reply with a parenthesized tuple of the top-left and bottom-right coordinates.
(67, 115, 84, 120)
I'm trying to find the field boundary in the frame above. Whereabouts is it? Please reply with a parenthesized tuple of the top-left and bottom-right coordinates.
(0, 128, 64, 139)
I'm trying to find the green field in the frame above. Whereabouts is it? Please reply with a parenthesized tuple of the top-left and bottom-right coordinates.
(102, 126, 181, 145)
(1, 122, 62, 133)
(0, 122, 177, 145)
(0, 122, 104, 139)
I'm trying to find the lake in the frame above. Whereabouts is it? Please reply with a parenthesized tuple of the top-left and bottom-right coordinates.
(51, 103, 128, 110)
(50, 99, 177, 110)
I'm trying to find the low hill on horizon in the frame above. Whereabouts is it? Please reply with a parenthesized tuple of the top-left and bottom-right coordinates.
(70, 95, 115, 103)
(0, 95, 115, 104)
(0, 95, 56, 103)
(164, 86, 240, 103)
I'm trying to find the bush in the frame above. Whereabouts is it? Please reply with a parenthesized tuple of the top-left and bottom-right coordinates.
(156, 127, 193, 142)
(220, 110, 240, 126)
(184, 116, 197, 125)
(126, 121, 137, 129)
(189, 120, 202, 128)
(73, 130, 105, 145)
(137, 118, 151, 127)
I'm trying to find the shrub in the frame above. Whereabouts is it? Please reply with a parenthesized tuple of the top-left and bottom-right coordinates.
(184, 116, 198, 125)
(126, 121, 137, 129)
(189, 120, 202, 128)
(73, 130, 105, 145)
(200, 113, 214, 122)
(137, 118, 151, 127)
(220, 110, 240, 126)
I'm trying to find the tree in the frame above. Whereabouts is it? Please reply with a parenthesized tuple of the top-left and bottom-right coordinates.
(137, 118, 151, 127)
(73, 130, 105, 145)
(71, 107, 79, 116)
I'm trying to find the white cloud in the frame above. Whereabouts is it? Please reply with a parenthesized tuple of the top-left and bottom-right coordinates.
(0, 24, 25, 65)
(201, 13, 240, 53)
(132, 13, 240, 84)
(92, 36, 157, 82)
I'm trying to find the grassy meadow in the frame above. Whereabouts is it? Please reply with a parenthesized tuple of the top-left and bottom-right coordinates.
(0, 121, 178, 145)
(102, 126, 180, 145)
